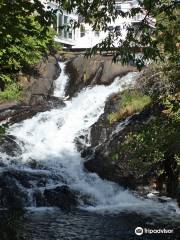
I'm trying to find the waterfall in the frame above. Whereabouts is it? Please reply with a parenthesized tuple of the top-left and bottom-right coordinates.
(53, 62, 69, 98)
(4, 62, 179, 217)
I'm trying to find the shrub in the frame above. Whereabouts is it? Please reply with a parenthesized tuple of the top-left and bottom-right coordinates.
(138, 57, 180, 100)
(0, 0, 60, 91)
(120, 98, 180, 177)
(108, 89, 151, 124)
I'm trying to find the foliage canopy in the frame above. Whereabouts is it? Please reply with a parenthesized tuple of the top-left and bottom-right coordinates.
(0, 0, 56, 90)
(54, 0, 180, 69)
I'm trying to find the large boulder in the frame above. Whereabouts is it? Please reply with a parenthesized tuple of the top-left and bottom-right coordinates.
(82, 89, 179, 203)
(0, 169, 52, 209)
(82, 92, 162, 190)
(65, 54, 136, 97)
(44, 185, 77, 209)
(0, 135, 22, 157)
(0, 171, 28, 209)
(7, 95, 65, 124)
(20, 55, 61, 105)
(0, 55, 63, 124)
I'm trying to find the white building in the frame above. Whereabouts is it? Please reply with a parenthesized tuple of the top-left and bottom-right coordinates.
(40, 0, 79, 47)
(72, 0, 155, 49)
(42, 0, 155, 49)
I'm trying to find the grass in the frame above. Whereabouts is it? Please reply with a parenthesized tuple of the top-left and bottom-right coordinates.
(108, 89, 151, 124)
(0, 83, 21, 103)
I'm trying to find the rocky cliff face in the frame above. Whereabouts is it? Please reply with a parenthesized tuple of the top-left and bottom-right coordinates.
(0, 55, 64, 124)
(19, 55, 61, 105)
(80, 93, 159, 190)
(65, 55, 136, 97)
(80, 91, 179, 204)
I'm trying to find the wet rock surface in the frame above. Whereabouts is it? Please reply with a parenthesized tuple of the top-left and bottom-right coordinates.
(0, 54, 64, 124)
(80, 90, 179, 204)
(0, 135, 22, 157)
(0, 95, 65, 124)
(0, 170, 29, 209)
(44, 185, 78, 209)
(20, 55, 61, 105)
(65, 54, 136, 97)
(80, 93, 162, 189)
(0, 168, 77, 210)
(0, 55, 76, 211)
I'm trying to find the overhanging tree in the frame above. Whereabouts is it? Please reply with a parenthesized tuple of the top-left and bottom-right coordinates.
(0, 0, 179, 88)
(54, 0, 179, 68)
(0, 0, 55, 90)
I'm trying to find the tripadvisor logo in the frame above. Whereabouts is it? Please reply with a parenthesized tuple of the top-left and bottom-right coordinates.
(135, 227, 174, 236)
(135, 227, 143, 236)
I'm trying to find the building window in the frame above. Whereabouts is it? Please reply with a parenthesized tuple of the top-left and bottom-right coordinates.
(52, 14, 57, 32)
(58, 13, 63, 36)
(80, 25, 85, 37)
(115, 26, 121, 36)
(116, 4, 121, 11)
(64, 16, 68, 38)
(108, 26, 114, 32)
(69, 30, 72, 39)
(68, 19, 73, 39)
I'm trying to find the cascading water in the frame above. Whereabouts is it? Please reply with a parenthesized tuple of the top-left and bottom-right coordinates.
(3, 62, 179, 218)
(53, 62, 69, 98)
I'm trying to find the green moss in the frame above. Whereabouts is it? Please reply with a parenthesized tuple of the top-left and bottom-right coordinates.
(108, 89, 151, 124)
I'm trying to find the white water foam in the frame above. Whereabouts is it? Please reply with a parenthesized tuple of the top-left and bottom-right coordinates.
(53, 62, 69, 98)
(5, 62, 180, 218)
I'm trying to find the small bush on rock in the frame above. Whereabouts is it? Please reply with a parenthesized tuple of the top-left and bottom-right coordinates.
(108, 89, 151, 124)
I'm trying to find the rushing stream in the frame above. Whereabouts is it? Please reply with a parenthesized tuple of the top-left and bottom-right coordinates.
(1, 62, 180, 239)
